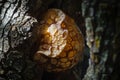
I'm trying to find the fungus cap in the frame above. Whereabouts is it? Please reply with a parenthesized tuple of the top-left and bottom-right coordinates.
(33, 9, 84, 72)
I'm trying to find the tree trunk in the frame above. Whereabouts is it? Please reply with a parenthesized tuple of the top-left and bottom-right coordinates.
(0, 0, 120, 80)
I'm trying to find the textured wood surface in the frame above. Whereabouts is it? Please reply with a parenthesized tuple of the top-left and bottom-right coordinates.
(0, 0, 120, 80)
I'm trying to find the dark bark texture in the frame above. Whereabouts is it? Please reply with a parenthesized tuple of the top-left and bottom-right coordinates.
(0, 0, 120, 80)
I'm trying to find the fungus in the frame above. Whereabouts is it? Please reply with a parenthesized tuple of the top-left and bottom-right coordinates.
(33, 9, 84, 72)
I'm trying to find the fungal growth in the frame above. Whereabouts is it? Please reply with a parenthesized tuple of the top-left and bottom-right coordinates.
(33, 9, 84, 72)
(37, 10, 68, 57)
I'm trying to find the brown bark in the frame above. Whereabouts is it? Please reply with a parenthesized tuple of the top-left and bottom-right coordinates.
(0, 0, 120, 80)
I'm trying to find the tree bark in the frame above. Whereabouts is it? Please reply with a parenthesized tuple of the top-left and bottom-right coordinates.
(0, 0, 120, 80)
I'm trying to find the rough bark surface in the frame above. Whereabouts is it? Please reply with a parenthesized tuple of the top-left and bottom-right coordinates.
(0, 0, 120, 80)
(0, 0, 38, 80)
